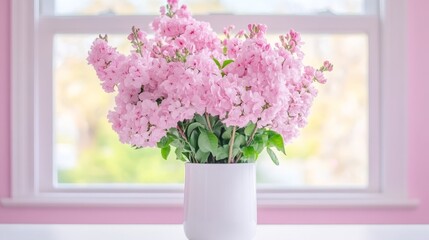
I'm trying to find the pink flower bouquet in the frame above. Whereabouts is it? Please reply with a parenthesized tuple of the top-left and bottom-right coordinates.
(87, 0, 332, 164)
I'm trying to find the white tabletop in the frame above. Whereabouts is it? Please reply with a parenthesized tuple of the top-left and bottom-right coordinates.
(0, 224, 428, 240)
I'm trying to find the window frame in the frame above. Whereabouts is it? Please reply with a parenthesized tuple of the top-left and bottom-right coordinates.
(2, 0, 417, 207)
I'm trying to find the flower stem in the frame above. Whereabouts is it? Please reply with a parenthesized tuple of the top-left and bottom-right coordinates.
(235, 122, 259, 162)
(177, 124, 196, 163)
(176, 124, 187, 141)
(228, 126, 237, 164)
(246, 122, 258, 146)
(205, 113, 213, 132)
(131, 26, 143, 57)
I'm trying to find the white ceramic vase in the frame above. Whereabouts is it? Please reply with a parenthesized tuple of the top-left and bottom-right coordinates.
(183, 163, 257, 240)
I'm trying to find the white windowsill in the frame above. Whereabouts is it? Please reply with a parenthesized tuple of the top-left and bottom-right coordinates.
(1, 224, 429, 240)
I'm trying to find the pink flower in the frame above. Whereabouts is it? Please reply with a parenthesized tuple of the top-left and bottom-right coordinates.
(87, 0, 332, 148)
(323, 60, 334, 71)
(314, 70, 327, 84)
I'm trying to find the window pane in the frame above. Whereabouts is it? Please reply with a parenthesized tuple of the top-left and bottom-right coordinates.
(50, 0, 367, 16)
(53, 35, 186, 184)
(54, 33, 368, 187)
(258, 34, 368, 188)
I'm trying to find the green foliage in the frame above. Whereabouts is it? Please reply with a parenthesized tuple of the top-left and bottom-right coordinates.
(213, 58, 235, 77)
(215, 146, 229, 160)
(221, 127, 232, 140)
(242, 146, 257, 162)
(266, 148, 279, 165)
(198, 129, 219, 154)
(175, 147, 186, 161)
(222, 59, 234, 69)
(233, 134, 246, 148)
(244, 122, 256, 136)
(266, 130, 286, 154)
(195, 149, 210, 163)
(213, 58, 221, 69)
(194, 114, 208, 129)
(187, 122, 204, 135)
(152, 114, 287, 165)
(161, 145, 171, 160)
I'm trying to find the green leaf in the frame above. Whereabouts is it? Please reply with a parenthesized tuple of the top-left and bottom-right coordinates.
(267, 148, 279, 165)
(213, 58, 221, 69)
(161, 145, 171, 160)
(186, 122, 203, 136)
(157, 135, 173, 148)
(212, 118, 223, 129)
(198, 130, 218, 153)
(214, 146, 229, 160)
(244, 122, 256, 136)
(222, 127, 232, 140)
(221, 59, 234, 69)
(212, 121, 223, 137)
(189, 131, 199, 151)
(267, 132, 286, 154)
(194, 114, 208, 129)
(195, 149, 210, 163)
(232, 147, 241, 158)
(208, 115, 218, 129)
(233, 134, 246, 148)
(242, 146, 257, 162)
(251, 133, 268, 153)
(170, 139, 184, 149)
(252, 140, 265, 153)
(175, 147, 186, 161)
(168, 128, 180, 138)
(261, 134, 269, 144)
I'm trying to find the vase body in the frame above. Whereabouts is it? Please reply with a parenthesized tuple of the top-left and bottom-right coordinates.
(183, 163, 257, 240)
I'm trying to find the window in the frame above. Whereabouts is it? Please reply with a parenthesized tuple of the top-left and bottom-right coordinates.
(5, 0, 415, 207)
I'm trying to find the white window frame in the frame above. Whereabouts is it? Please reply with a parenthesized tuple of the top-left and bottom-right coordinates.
(2, 0, 418, 207)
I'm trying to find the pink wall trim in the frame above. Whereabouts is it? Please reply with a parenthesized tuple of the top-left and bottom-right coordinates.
(1, 0, 428, 224)
(0, 0, 12, 217)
